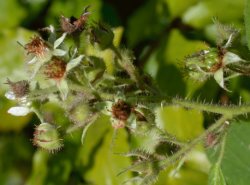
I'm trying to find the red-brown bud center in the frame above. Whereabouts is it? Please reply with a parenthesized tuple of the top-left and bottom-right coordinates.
(43, 57, 66, 80)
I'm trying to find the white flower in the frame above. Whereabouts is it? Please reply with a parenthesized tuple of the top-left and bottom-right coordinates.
(26, 28, 68, 79)
(7, 106, 31, 116)
(5, 91, 16, 100)
(5, 90, 31, 116)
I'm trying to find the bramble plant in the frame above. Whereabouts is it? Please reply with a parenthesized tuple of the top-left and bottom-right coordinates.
(4, 3, 250, 185)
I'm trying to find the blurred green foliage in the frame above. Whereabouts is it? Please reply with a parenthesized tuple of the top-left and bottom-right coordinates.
(0, 0, 250, 185)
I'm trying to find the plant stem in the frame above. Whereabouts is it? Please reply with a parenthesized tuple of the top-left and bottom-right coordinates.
(31, 107, 44, 123)
(172, 98, 250, 116)
(159, 114, 232, 169)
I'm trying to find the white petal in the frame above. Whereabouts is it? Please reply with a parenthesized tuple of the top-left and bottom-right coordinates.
(214, 69, 230, 92)
(27, 56, 37, 64)
(8, 106, 30, 116)
(53, 49, 67, 56)
(5, 91, 16, 100)
(49, 25, 55, 33)
(223, 52, 243, 65)
(57, 79, 69, 101)
(54, 33, 67, 49)
(66, 55, 84, 72)
(30, 62, 44, 80)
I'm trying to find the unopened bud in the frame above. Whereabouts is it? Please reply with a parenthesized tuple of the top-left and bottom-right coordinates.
(33, 123, 63, 153)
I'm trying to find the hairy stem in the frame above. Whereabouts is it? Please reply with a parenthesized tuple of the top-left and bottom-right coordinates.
(159, 114, 232, 169)
(173, 98, 250, 116)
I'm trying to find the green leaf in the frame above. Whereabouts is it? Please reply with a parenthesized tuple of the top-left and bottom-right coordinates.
(221, 121, 250, 185)
(163, 29, 207, 65)
(47, 0, 101, 25)
(208, 163, 227, 185)
(127, 0, 169, 47)
(245, 0, 250, 50)
(76, 115, 132, 184)
(0, 0, 26, 28)
(208, 121, 250, 185)
(165, 0, 199, 18)
(157, 105, 204, 141)
(160, 167, 208, 185)
(0, 28, 34, 86)
(183, 0, 244, 28)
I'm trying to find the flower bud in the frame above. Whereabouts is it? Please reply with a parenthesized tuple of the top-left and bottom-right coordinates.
(43, 57, 66, 81)
(33, 123, 63, 153)
(185, 49, 222, 81)
(112, 100, 131, 121)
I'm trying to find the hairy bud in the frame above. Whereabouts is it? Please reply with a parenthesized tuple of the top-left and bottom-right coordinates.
(43, 57, 66, 80)
(33, 123, 63, 153)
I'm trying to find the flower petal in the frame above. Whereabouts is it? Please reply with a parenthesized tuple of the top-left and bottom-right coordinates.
(27, 56, 37, 64)
(49, 25, 55, 33)
(66, 55, 84, 72)
(54, 33, 67, 49)
(8, 106, 30, 116)
(223, 52, 243, 65)
(214, 69, 230, 92)
(53, 49, 67, 56)
(30, 62, 44, 79)
(57, 79, 69, 101)
(5, 91, 16, 100)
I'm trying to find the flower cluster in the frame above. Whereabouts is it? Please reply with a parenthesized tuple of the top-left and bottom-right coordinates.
(5, 7, 158, 155)
(5, 7, 248, 185)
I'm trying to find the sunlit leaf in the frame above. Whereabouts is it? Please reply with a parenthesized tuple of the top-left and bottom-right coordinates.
(157, 105, 204, 141)
(245, 0, 250, 50)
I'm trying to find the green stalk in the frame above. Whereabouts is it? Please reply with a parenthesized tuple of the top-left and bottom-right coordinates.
(159, 114, 232, 169)
(173, 98, 250, 116)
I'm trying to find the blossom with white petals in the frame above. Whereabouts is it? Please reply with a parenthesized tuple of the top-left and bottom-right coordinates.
(39, 52, 84, 100)
(5, 93, 31, 116)
(5, 79, 31, 116)
(25, 28, 68, 79)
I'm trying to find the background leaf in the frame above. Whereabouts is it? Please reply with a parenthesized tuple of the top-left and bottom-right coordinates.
(208, 121, 250, 185)
(245, 0, 250, 50)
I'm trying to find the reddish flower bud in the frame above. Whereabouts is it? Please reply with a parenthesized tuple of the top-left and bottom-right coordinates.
(112, 100, 131, 121)
(43, 57, 66, 80)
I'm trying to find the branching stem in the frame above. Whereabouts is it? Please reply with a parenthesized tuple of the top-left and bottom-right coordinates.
(159, 114, 232, 169)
